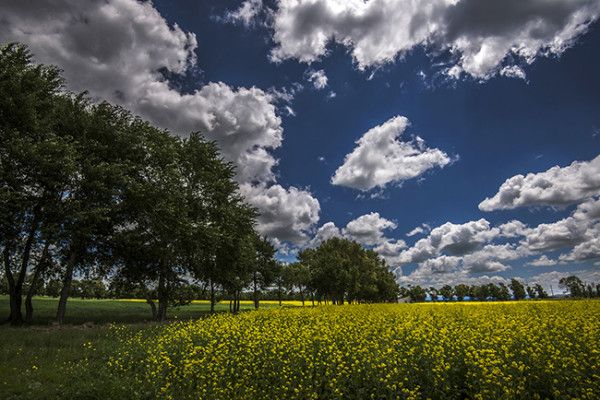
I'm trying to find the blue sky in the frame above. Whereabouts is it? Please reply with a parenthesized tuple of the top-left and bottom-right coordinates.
(2, 0, 599, 289)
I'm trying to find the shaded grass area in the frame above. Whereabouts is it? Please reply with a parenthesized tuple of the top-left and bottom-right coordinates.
(0, 295, 283, 325)
(0, 296, 294, 399)
(0, 324, 140, 399)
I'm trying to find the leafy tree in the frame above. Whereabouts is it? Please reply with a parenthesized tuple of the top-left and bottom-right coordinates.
(559, 276, 585, 297)
(298, 238, 399, 304)
(0, 43, 79, 325)
(250, 235, 277, 309)
(454, 284, 470, 301)
(407, 285, 427, 302)
(496, 283, 511, 301)
(439, 285, 454, 301)
(509, 279, 526, 300)
(534, 283, 548, 299)
(526, 285, 536, 299)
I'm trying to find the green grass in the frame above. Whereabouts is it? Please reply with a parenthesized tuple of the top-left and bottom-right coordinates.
(0, 295, 279, 325)
(0, 296, 290, 399)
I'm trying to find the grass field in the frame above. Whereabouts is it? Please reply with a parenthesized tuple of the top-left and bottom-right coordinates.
(1, 299, 599, 399)
(0, 296, 296, 325)
(0, 296, 298, 399)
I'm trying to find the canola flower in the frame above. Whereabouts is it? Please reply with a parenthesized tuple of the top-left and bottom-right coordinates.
(108, 301, 600, 399)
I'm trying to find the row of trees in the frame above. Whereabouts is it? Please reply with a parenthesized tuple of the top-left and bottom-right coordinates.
(1, 44, 401, 325)
(401, 275, 600, 302)
(296, 237, 400, 304)
(0, 43, 282, 324)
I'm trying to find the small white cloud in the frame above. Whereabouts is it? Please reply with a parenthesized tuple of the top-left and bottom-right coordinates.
(224, 0, 263, 27)
(528, 255, 557, 267)
(500, 65, 526, 80)
(306, 69, 328, 90)
(331, 116, 453, 191)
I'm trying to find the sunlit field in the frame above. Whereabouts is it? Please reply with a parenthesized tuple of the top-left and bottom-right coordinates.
(53, 300, 600, 400)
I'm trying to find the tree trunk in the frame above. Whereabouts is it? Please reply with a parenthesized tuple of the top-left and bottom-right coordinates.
(278, 284, 282, 306)
(25, 241, 51, 323)
(300, 288, 305, 306)
(209, 279, 216, 313)
(5, 209, 41, 326)
(253, 271, 259, 310)
(156, 268, 167, 322)
(3, 246, 21, 325)
(146, 298, 157, 320)
(56, 248, 79, 324)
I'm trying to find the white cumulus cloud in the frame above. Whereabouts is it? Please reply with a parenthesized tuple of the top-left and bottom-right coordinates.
(331, 116, 452, 191)
(479, 155, 600, 211)
(306, 68, 328, 89)
(268, 0, 600, 80)
(0, 0, 322, 244)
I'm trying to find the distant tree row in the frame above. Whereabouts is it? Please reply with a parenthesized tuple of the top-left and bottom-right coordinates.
(400, 275, 600, 302)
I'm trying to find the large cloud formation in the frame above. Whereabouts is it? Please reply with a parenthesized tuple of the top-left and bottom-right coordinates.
(392, 196, 600, 286)
(0, 0, 321, 244)
(331, 116, 452, 191)
(479, 155, 600, 211)
(269, 0, 600, 80)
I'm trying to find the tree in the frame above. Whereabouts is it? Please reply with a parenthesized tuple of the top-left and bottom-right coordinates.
(298, 238, 399, 304)
(534, 283, 548, 299)
(407, 286, 427, 302)
(428, 287, 438, 302)
(509, 279, 526, 300)
(281, 262, 310, 306)
(439, 285, 454, 301)
(496, 283, 511, 301)
(454, 284, 470, 301)
(250, 235, 277, 309)
(559, 276, 585, 297)
(0, 43, 80, 325)
(526, 285, 536, 299)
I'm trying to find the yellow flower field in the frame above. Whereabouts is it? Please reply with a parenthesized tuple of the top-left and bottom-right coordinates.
(109, 301, 600, 399)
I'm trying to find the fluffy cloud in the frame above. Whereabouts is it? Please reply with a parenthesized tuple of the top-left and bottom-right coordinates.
(522, 197, 600, 252)
(306, 69, 328, 89)
(269, 0, 600, 80)
(528, 255, 557, 267)
(240, 183, 321, 244)
(397, 197, 600, 284)
(397, 219, 501, 265)
(0, 0, 321, 244)
(224, 0, 264, 27)
(308, 212, 401, 253)
(479, 155, 600, 211)
(331, 116, 452, 191)
(374, 239, 407, 257)
(406, 223, 432, 237)
(342, 212, 397, 246)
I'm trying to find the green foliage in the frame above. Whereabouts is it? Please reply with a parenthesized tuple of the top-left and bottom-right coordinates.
(0, 43, 274, 324)
(509, 278, 527, 300)
(298, 237, 399, 304)
(559, 275, 587, 298)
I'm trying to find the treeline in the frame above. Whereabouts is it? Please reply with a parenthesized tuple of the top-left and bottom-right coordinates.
(400, 275, 600, 302)
(0, 44, 399, 325)
(296, 237, 400, 304)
